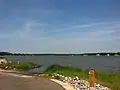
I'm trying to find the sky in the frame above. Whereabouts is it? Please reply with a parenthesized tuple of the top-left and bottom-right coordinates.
(0, 0, 120, 53)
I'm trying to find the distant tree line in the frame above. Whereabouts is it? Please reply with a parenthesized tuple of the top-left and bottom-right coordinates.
(0, 52, 120, 56)
(83, 52, 120, 56)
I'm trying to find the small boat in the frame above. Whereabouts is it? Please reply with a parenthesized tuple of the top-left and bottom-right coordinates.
(115, 54, 119, 56)
(96, 54, 100, 56)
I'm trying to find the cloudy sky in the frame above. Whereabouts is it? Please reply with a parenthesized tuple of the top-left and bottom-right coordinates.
(0, 0, 120, 53)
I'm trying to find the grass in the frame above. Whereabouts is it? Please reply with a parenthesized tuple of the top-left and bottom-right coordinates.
(43, 64, 120, 90)
(10, 62, 41, 70)
(0, 62, 41, 71)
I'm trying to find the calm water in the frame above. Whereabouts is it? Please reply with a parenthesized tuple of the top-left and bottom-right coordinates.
(2, 56, 120, 73)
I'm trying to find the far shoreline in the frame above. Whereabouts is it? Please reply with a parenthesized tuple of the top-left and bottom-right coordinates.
(0, 51, 120, 56)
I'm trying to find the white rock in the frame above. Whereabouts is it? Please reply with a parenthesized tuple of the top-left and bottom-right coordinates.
(96, 84, 101, 87)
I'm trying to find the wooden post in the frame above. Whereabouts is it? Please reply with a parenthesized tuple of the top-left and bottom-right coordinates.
(89, 70, 95, 90)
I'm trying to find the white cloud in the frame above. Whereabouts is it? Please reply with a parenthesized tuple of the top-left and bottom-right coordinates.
(50, 21, 120, 33)
(0, 20, 49, 39)
(1, 20, 120, 39)
(0, 20, 120, 53)
(22, 20, 48, 32)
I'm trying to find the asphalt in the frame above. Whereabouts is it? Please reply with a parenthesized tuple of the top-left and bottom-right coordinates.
(0, 73, 65, 90)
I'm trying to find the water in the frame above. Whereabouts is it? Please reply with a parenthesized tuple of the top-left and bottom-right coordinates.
(2, 56, 120, 73)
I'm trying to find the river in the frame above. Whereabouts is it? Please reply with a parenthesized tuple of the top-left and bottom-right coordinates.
(2, 56, 120, 73)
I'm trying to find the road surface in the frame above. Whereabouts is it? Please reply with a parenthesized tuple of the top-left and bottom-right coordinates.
(0, 72, 65, 90)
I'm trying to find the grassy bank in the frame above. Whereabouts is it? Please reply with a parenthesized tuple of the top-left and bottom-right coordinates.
(0, 62, 41, 71)
(43, 64, 120, 90)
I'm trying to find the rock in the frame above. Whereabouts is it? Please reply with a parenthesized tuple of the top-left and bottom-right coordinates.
(51, 73, 111, 90)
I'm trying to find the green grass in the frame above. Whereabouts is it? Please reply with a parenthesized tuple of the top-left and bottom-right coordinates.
(43, 64, 120, 90)
(10, 62, 40, 70)
(0, 62, 41, 71)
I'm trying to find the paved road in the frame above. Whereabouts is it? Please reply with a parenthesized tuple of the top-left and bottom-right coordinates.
(0, 73, 65, 90)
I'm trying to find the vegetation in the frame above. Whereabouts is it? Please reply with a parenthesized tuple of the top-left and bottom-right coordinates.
(43, 64, 120, 90)
(0, 52, 120, 56)
(0, 61, 41, 71)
